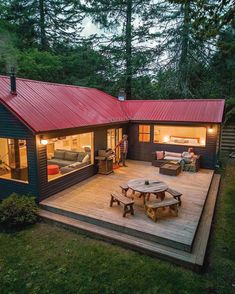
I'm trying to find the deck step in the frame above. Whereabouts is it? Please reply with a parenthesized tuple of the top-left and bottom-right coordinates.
(38, 208, 196, 269)
(39, 173, 220, 272)
(39, 202, 190, 252)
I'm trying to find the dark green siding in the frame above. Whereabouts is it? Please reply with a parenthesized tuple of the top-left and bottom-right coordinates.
(0, 104, 39, 199)
(37, 124, 128, 200)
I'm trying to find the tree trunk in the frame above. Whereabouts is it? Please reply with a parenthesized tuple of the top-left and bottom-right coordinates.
(125, 0, 132, 100)
(179, 1, 191, 97)
(39, 0, 47, 50)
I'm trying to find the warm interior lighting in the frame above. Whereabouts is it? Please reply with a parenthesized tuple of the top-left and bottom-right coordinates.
(163, 136, 170, 142)
(41, 139, 48, 145)
(153, 125, 206, 146)
(208, 125, 213, 133)
(46, 132, 94, 182)
(139, 125, 150, 142)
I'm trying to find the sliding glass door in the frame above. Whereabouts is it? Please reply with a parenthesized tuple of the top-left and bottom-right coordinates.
(107, 128, 122, 162)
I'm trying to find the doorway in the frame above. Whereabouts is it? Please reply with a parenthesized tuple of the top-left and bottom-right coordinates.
(107, 128, 122, 163)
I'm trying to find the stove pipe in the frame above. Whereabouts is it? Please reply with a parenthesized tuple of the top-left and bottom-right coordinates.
(10, 69, 17, 95)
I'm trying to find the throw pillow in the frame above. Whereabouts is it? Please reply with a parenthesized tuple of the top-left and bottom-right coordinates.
(164, 151, 182, 158)
(82, 154, 90, 163)
(156, 151, 164, 160)
(54, 150, 65, 159)
(77, 152, 86, 162)
(69, 162, 82, 168)
(64, 151, 78, 161)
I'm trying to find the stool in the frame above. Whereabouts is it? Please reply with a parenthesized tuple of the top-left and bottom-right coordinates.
(47, 164, 60, 175)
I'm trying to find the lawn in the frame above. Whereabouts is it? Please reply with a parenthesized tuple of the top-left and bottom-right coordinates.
(0, 159, 234, 294)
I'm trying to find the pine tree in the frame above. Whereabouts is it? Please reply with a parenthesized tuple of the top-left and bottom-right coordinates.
(1, 0, 85, 51)
(84, 0, 155, 99)
(145, 0, 213, 98)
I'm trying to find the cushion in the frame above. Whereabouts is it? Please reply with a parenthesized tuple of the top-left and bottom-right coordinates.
(64, 151, 78, 161)
(164, 156, 181, 162)
(170, 137, 199, 144)
(82, 154, 90, 163)
(54, 150, 65, 159)
(164, 151, 182, 158)
(77, 152, 86, 162)
(156, 151, 164, 160)
(68, 162, 82, 168)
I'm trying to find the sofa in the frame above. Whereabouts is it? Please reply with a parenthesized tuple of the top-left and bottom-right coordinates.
(152, 151, 200, 172)
(48, 149, 91, 174)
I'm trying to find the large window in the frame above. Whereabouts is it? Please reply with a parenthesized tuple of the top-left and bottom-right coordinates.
(0, 138, 28, 182)
(139, 125, 150, 142)
(46, 132, 94, 181)
(153, 125, 206, 147)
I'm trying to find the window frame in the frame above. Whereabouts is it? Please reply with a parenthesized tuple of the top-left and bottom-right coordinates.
(138, 124, 151, 143)
(0, 137, 29, 184)
(153, 125, 207, 148)
(46, 132, 94, 182)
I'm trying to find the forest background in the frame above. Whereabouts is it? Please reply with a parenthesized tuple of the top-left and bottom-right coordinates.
(0, 0, 234, 122)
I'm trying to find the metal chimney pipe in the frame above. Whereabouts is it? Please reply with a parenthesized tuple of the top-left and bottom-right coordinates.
(10, 68, 17, 95)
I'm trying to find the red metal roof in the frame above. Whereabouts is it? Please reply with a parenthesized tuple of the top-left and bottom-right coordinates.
(0, 76, 224, 133)
(121, 99, 225, 123)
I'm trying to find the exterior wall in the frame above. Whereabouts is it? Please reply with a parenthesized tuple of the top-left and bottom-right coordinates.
(37, 123, 128, 200)
(0, 103, 220, 202)
(0, 104, 39, 199)
(128, 122, 219, 169)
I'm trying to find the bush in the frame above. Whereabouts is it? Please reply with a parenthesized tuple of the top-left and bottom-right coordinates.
(0, 193, 38, 228)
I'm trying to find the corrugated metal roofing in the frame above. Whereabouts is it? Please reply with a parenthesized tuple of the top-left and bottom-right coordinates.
(0, 76, 224, 133)
(122, 99, 225, 123)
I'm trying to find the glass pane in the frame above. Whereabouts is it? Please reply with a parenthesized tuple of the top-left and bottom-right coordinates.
(139, 134, 150, 142)
(46, 132, 94, 181)
(0, 138, 28, 182)
(143, 125, 150, 133)
(107, 129, 115, 150)
(139, 125, 150, 133)
(153, 125, 206, 146)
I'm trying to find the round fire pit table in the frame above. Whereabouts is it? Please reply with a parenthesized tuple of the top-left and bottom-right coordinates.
(127, 178, 168, 205)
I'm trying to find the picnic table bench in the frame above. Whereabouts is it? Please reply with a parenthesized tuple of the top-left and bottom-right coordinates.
(145, 198, 180, 222)
(120, 183, 129, 196)
(110, 192, 134, 217)
(166, 188, 182, 206)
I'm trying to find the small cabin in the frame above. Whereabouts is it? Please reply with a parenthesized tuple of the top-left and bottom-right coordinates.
(0, 75, 224, 201)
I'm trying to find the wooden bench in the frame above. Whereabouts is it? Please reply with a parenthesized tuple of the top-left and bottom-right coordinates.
(145, 198, 179, 222)
(120, 183, 129, 196)
(110, 192, 134, 217)
(166, 188, 182, 206)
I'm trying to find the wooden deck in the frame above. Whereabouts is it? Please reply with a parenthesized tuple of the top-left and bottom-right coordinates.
(40, 160, 214, 253)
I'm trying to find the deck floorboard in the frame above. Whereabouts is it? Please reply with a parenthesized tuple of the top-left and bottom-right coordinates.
(41, 160, 214, 252)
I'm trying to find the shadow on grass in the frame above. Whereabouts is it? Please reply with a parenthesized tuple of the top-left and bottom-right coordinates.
(0, 223, 38, 234)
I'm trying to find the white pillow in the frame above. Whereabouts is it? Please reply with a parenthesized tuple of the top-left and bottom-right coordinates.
(82, 154, 90, 163)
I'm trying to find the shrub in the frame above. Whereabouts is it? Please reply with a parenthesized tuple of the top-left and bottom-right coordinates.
(0, 193, 38, 228)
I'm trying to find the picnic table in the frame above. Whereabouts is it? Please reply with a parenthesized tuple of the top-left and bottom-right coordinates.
(127, 178, 168, 205)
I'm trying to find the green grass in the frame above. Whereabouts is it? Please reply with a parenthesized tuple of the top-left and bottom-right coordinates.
(0, 160, 235, 294)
